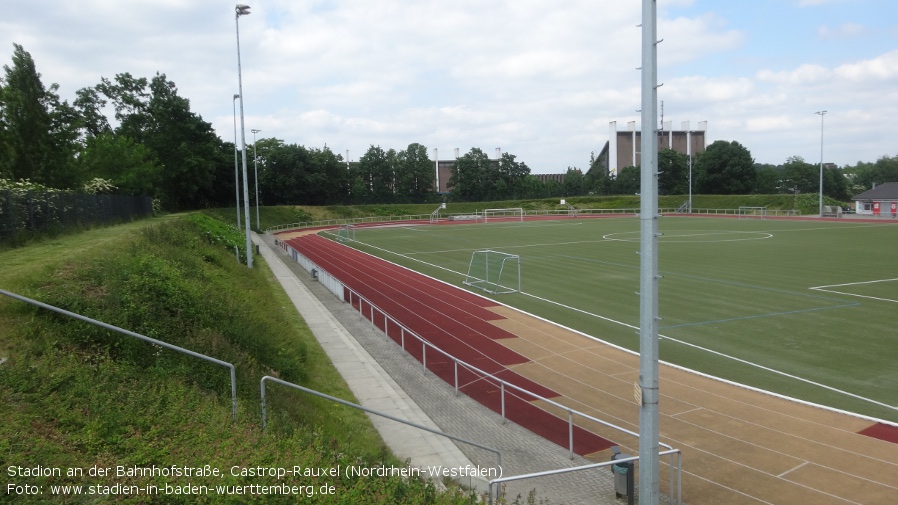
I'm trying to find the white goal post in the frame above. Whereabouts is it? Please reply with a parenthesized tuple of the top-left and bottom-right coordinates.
(738, 206, 767, 219)
(483, 207, 524, 223)
(336, 224, 356, 242)
(463, 250, 521, 294)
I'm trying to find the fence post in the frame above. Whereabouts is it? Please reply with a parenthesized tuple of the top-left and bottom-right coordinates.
(568, 410, 574, 460)
(422, 343, 427, 375)
(454, 359, 458, 396)
(501, 382, 506, 424)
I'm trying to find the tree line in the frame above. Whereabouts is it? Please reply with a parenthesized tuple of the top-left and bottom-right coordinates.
(2, 43, 895, 211)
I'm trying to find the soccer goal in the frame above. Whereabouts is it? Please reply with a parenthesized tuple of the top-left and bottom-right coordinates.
(336, 224, 356, 242)
(738, 206, 767, 219)
(483, 207, 524, 223)
(463, 250, 521, 294)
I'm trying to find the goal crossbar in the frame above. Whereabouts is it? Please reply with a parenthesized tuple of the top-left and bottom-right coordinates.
(483, 207, 524, 223)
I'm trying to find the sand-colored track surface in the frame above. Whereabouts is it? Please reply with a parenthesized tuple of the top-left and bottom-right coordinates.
(488, 306, 898, 505)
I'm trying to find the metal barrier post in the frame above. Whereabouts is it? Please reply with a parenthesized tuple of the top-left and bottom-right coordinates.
(568, 410, 574, 460)
(501, 382, 506, 424)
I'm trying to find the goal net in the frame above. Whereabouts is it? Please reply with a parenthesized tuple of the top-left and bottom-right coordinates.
(463, 250, 521, 294)
(483, 207, 524, 223)
(738, 206, 767, 219)
(336, 224, 356, 242)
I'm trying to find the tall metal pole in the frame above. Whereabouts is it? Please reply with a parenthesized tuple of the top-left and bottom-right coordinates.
(816, 110, 827, 217)
(639, 0, 661, 503)
(232, 94, 241, 231)
(683, 120, 691, 213)
(251, 128, 261, 230)
(235, 4, 252, 268)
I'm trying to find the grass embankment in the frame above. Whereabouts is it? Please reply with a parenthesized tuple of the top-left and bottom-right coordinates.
(0, 215, 480, 504)
(205, 194, 849, 233)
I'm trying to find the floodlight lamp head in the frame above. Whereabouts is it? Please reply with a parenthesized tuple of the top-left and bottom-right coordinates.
(236, 4, 251, 16)
(233, 94, 240, 100)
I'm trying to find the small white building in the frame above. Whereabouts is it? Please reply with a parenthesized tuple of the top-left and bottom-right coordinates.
(853, 182, 898, 216)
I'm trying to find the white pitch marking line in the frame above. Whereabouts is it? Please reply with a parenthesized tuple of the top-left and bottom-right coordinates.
(778, 461, 810, 478)
(810, 277, 898, 303)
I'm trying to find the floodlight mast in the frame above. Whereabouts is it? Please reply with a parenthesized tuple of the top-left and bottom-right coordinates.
(251, 128, 261, 229)
(816, 110, 827, 218)
(232, 94, 241, 231)
(235, 3, 252, 268)
(639, 0, 661, 504)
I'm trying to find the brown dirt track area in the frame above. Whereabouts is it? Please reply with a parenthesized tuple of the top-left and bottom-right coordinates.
(488, 305, 898, 504)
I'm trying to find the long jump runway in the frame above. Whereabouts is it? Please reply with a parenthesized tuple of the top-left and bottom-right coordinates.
(281, 231, 898, 505)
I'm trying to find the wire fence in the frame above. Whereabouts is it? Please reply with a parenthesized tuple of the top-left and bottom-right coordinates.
(0, 189, 154, 244)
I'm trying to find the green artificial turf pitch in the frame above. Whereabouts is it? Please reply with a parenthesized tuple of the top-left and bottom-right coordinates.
(332, 216, 898, 423)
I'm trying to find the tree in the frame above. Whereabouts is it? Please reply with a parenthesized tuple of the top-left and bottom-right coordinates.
(562, 167, 584, 196)
(658, 148, 688, 195)
(447, 148, 493, 201)
(0, 44, 78, 187)
(88, 72, 223, 209)
(497, 152, 530, 199)
(614, 166, 640, 195)
(75, 133, 160, 197)
(781, 156, 818, 194)
(395, 143, 434, 203)
(694, 140, 756, 194)
(753, 164, 781, 194)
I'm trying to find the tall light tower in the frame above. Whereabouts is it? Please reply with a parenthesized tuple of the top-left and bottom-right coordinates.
(232, 94, 241, 230)
(639, 0, 661, 503)
(251, 128, 261, 230)
(235, 3, 252, 268)
(815, 110, 827, 218)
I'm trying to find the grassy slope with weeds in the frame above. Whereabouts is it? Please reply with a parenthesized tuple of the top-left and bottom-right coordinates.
(0, 216, 481, 504)
(203, 194, 846, 233)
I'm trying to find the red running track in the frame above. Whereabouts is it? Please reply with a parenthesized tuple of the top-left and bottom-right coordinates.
(282, 232, 614, 455)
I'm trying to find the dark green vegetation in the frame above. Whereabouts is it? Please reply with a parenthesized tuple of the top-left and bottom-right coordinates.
(0, 216, 484, 503)
(3, 43, 896, 215)
(342, 216, 898, 424)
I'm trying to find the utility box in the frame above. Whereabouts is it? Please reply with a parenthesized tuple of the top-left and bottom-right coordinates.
(610, 446, 635, 503)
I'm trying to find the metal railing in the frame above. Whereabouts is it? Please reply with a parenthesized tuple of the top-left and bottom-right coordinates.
(260, 376, 502, 484)
(342, 288, 675, 459)
(0, 288, 238, 420)
(487, 450, 682, 505)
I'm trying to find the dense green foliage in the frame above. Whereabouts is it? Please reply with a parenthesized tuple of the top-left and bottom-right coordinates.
(0, 217, 485, 504)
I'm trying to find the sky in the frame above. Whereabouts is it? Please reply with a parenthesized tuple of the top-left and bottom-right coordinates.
(3, 0, 897, 174)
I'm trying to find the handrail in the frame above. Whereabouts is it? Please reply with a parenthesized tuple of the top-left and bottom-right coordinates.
(486, 449, 682, 505)
(344, 288, 673, 457)
(260, 376, 502, 473)
(0, 288, 238, 420)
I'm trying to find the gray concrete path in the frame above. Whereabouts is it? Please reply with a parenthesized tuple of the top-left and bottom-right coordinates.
(254, 233, 628, 504)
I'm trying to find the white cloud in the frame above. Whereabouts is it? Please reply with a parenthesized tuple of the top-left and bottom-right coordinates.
(818, 23, 867, 40)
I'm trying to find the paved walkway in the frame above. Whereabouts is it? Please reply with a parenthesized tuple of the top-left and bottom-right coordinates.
(255, 233, 627, 505)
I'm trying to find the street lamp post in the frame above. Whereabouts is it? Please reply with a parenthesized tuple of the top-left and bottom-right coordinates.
(232, 94, 241, 231)
(235, 3, 252, 268)
(251, 128, 261, 230)
(815, 110, 827, 218)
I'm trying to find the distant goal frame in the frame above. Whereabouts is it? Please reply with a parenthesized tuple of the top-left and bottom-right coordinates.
(738, 206, 767, 219)
(483, 207, 524, 223)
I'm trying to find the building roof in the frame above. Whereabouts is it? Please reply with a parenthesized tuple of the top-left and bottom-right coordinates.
(853, 182, 898, 201)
